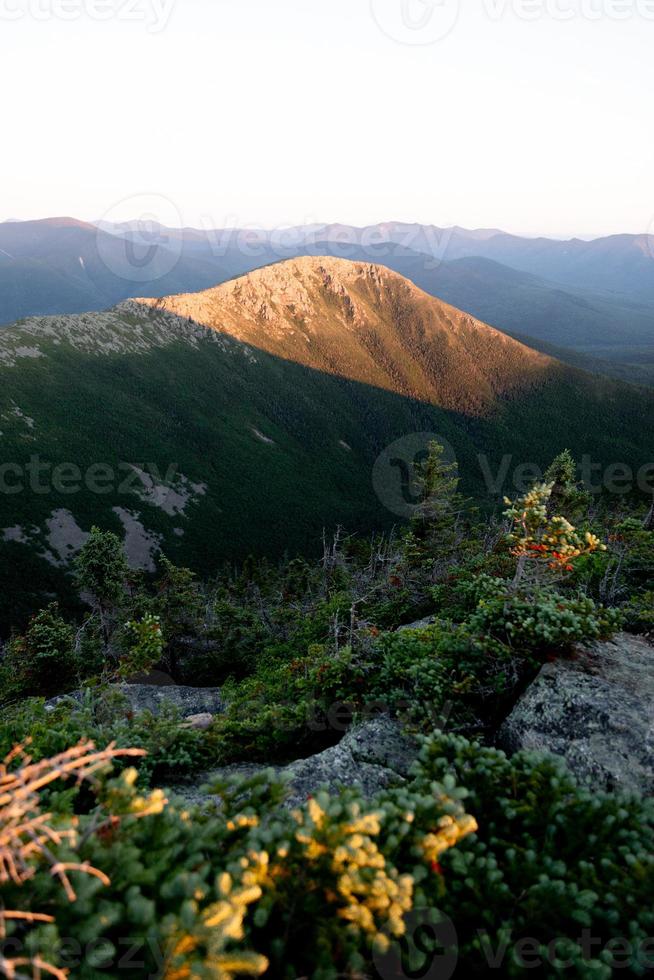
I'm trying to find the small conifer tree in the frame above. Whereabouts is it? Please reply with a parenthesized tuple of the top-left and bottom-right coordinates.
(544, 449, 591, 516)
(74, 527, 130, 652)
(404, 441, 467, 566)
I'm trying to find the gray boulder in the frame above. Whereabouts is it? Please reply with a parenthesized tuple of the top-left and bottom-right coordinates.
(47, 682, 224, 719)
(499, 633, 654, 795)
(182, 712, 215, 731)
(397, 616, 436, 632)
(114, 683, 224, 718)
(174, 715, 419, 807)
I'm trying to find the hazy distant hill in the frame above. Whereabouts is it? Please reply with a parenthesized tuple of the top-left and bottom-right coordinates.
(2, 257, 652, 630)
(303, 222, 654, 304)
(0, 218, 228, 322)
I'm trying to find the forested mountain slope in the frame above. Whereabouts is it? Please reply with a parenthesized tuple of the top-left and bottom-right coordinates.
(1, 257, 652, 631)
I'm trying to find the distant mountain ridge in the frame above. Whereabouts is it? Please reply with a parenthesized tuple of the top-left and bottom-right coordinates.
(296, 222, 654, 302)
(1, 219, 652, 383)
(0, 218, 228, 323)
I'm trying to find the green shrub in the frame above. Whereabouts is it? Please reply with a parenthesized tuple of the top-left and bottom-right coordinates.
(208, 644, 363, 764)
(622, 590, 654, 633)
(370, 622, 522, 734)
(3, 742, 476, 980)
(462, 574, 621, 654)
(0, 603, 77, 699)
(206, 570, 622, 767)
(6, 734, 654, 979)
(119, 613, 165, 679)
(414, 733, 654, 977)
(186, 599, 270, 684)
(0, 693, 210, 787)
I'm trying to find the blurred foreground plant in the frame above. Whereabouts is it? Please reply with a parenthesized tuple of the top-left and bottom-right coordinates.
(0, 741, 146, 979)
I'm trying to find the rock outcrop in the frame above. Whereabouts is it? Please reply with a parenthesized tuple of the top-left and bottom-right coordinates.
(172, 715, 419, 807)
(182, 712, 215, 731)
(499, 633, 654, 795)
(47, 682, 224, 719)
(113, 683, 225, 718)
(397, 616, 436, 632)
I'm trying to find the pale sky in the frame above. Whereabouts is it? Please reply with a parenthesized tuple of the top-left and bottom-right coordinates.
(2, 0, 653, 238)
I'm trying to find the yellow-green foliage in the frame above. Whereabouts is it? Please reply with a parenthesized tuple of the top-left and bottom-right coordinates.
(3, 730, 654, 979)
(505, 481, 605, 575)
(2, 743, 476, 980)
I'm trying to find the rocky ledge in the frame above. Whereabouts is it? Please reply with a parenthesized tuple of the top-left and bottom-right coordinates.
(171, 715, 419, 808)
(47, 681, 224, 720)
(499, 632, 654, 795)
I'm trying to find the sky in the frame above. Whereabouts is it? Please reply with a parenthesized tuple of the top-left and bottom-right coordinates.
(2, 0, 653, 239)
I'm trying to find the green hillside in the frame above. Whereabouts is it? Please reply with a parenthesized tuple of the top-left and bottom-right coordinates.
(1, 258, 653, 633)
